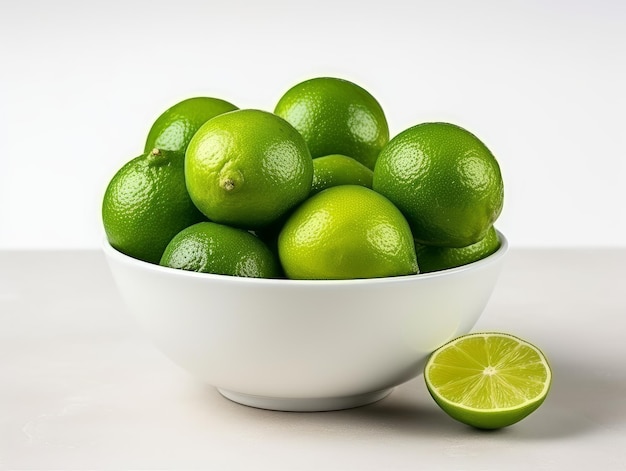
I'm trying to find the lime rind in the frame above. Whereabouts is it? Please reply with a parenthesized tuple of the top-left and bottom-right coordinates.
(415, 226, 501, 273)
(424, 332, 552, 429)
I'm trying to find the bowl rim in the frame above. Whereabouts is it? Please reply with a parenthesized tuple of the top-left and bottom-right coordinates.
(103, 230, 508, 286)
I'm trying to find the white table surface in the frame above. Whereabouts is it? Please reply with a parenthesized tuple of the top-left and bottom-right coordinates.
(1, 248, 625, 470)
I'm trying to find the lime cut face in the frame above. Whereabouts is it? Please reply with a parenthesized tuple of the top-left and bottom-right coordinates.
(424, 332, 552, 429)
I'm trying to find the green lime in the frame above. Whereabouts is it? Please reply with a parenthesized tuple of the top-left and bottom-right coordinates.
(274, 77, 389, 170)
(185, 109, 313, 229)
(278, 185, 418, 280)
(311, 154, 374, 194)
(145, 97, 238, 155)
(102, 149, 206, 264)
(416, 226, 501, 273)
(160, 222, 281, 278)
(373, 122, 504, 247)
(424, 332, 552, 429)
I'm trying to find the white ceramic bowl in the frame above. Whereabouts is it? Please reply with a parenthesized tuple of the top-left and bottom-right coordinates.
(104, 232, 508, 412)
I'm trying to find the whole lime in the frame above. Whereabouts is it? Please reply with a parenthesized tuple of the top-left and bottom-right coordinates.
(311, 154, 374, 194)
(145, 96, 237, 155)
(185, 109, 313, 229)
(274, 77, 389, 170)
(160, 221, 281, 278)
(102, 149, 205, 264)
(373, 122, 504, 247)
(278, 185, 419, 280)
(415, 226, 501, 273)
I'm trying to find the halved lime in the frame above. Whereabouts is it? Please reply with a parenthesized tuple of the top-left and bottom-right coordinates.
(424, 332, 552, 429)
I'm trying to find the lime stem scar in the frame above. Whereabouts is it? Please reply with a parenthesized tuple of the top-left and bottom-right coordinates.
(221, 178, 236, 191)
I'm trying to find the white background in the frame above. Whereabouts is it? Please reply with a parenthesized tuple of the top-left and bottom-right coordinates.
(1, 0, 625, 249)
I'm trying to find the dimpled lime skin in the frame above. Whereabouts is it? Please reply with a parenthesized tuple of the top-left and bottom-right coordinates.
(311, 154, 374, 194)
(144, 97, 238, 154)
(102, 150, 206, 264)
(160, 222, 282, 278)
(185, 109, 314, 229)
(274, 77, 389, 170)
(373, 122, 504, 247)
(415, 226, 501, 273)
(278, 185, 419, 280)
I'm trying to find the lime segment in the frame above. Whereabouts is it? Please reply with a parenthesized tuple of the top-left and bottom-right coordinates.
(424, 332, 552, 429)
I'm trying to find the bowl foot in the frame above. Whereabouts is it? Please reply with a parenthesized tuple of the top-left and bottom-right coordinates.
(217, 387, 394, 412)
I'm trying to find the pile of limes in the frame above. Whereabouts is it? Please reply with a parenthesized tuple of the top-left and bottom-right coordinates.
(102, 76, 504, 280)
(102, 80, 556, 430)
